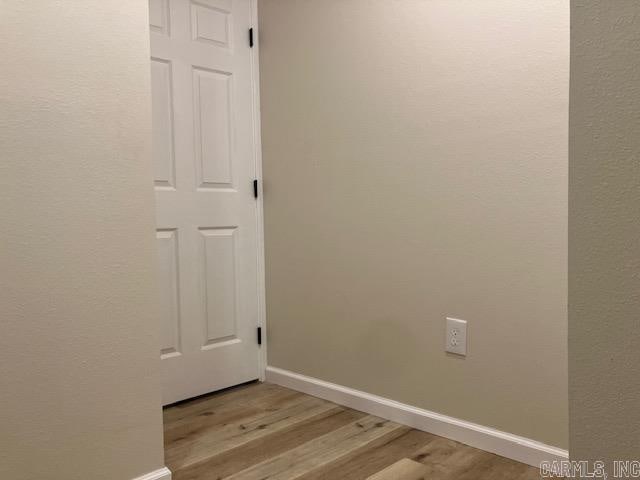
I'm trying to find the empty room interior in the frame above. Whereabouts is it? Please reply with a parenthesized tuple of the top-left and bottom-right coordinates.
(3, 1, 640, 479)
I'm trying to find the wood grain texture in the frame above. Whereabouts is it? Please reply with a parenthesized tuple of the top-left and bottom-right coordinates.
(366, 459, 428, 480)
(164, 382, 544, 480)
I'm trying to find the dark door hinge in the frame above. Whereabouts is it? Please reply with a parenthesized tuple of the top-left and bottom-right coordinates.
(253, 179, 258, 199)
(257, 326, 262, 345)
(249, 27, 254, 47)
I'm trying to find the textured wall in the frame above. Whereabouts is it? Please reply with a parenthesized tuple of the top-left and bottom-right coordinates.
(260, 0, 569, 447)
(569, 0, 640, 471)
(0, 2, 165, 479)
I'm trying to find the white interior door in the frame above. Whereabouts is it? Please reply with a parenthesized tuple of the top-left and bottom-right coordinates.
(149, 0, 261, 405)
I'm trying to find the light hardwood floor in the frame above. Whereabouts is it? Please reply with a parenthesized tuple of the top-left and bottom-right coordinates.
(164, 381, 543, 480)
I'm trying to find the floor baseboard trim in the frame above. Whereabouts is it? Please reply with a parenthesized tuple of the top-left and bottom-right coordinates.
(265, 366, 568, 468)
(132, 467, 171, 480)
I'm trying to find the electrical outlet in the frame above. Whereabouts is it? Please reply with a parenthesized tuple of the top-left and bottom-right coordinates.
(446, 317, 467, 356)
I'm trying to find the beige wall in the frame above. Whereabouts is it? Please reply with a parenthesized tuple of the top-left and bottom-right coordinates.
(260, 0, 568, 448)
(569, 0, 640, 472)
(0, 2, 164, 479)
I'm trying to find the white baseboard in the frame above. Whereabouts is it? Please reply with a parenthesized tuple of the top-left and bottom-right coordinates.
(265, 366, 568, 468)
(132, 467, 171, 480)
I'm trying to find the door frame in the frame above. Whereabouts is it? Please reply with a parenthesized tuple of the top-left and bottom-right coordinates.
(249, 0, 267, 381)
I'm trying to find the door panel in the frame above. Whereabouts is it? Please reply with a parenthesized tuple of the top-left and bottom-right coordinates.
(150, 58, 175, 189)
(156, 229, 181, 358)
(193, 67, 233, 187)
(150, 0, 260, 405)
(200, 227, 238, 345)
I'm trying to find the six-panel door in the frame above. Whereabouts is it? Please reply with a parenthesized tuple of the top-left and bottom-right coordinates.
(149, 0, 260, 405)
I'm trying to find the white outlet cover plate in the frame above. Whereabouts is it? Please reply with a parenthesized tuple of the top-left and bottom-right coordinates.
(446, 317, 467, 356)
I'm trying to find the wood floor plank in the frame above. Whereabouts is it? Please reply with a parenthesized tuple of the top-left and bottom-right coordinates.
(455, 452, 539, 480)
(410, 436, 543, 480)
(366, 459, 429, 480)
(163, 382, 281, 426)
(409, 436, 492, 479)
(163, 382, 544, 480)
(297, 429, 435, 480)
(518, 466, 545, 479)
(164, 385, 302, 444)
(171, 408, 367, 480)
(225, 416, 406, 480)
(166, 394, 337, 469)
